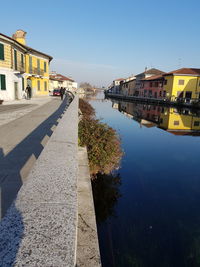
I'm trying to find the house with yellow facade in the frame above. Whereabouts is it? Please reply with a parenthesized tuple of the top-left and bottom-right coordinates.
(0, 30, 52, 101)
(163, 68, 200, 102)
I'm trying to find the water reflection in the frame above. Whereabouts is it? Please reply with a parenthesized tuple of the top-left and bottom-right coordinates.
(92, 172, 121, 224)
(91, 95, 200, 267)
(112, 100, 200, 135)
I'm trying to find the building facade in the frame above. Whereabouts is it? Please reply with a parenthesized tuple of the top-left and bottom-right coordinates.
(163, 68, 200, 102)
(0, 30, 52, 101)
(49, 72, 77, 92)
(140, 75, 166, 98)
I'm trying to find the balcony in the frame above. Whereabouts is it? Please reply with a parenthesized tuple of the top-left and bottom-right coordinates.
(29, 68, 45, 76)
(13, 64, 25, 74)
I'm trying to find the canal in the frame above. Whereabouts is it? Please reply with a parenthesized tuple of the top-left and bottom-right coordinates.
(90, 92, 200, 267)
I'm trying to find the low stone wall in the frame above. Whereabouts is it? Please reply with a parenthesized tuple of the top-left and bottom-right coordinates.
(0, 96, 79, 266)
(77, 147, 101, 266)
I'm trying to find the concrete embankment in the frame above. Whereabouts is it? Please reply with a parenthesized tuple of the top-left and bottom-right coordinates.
(0, 95, 101, 266)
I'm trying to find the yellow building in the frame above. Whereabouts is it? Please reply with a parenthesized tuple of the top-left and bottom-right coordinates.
(159, 107, 200, 135)
(0, 30, 52, 101)
(163, 68, 200, 102)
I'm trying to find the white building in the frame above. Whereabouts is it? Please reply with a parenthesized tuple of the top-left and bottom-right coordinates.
(49, 72, 77, 93)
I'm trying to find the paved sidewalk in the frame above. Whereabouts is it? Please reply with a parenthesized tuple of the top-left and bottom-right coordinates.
(0, 96, 53, 127)
(0, 97, 68, 218)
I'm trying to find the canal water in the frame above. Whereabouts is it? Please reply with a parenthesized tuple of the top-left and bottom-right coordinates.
(90, 92, 200, 267)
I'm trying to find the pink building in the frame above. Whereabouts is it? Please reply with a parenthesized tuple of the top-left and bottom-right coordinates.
(140, 74, 166, 99)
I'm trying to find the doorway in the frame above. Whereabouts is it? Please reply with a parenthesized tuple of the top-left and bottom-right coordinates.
(14, 82, 18, 99)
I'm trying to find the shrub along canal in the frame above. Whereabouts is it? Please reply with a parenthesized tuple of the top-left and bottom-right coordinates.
(90, 92, 200, 267)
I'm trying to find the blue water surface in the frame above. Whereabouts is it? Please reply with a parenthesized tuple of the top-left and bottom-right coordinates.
(90, 94, 200, 267)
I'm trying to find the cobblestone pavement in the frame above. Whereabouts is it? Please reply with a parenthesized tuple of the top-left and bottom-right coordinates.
(0, 97, 55, 127)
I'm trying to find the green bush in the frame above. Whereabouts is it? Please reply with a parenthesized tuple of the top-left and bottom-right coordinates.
(79, 117, 122, 175)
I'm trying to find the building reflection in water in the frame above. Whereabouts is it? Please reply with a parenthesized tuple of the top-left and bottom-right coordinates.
(112, 100, 200, 136)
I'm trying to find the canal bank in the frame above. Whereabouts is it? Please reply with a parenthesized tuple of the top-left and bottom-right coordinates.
(90, 92, 200, 267)
(105, 92, 200, 109)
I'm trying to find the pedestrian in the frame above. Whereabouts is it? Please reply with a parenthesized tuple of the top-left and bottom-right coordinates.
(60, 87, 65, 100)
(26, 85, 32, 100)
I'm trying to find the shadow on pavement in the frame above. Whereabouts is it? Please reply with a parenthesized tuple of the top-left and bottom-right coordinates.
(0, 97, 69, 219)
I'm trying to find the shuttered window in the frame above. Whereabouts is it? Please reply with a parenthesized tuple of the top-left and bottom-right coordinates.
(29, 56, 32, 73)
(0, 74, 6, 90)
(37, 80, 40, 90)
(0, 43, 4, 60)
(21, 54, 24, 67)
(44, 62, 47, 72)
(44, 81, 47, 91)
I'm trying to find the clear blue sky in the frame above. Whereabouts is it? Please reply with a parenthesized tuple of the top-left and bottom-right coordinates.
(1, 0, 200, 86)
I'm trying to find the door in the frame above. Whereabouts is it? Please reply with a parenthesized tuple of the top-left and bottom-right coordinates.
(14, 82, 18, 99)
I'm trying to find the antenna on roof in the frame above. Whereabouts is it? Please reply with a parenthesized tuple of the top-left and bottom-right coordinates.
(145, 66, 148, 72)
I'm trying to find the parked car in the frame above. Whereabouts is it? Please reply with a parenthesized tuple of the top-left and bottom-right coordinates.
(53, 89, 61, 96)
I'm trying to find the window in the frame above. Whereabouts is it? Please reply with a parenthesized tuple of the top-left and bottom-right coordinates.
(163, 91, 166, 97)
(150, 82, 153, 87)
(0, 43, 4, 60)
(177, 91, 183, 98)
(178, 79, 184, 85)
(14, 50, 17, 70)
(21, 54, 24, 68)
(155, 82, 158, 87)
(160, 91, 162, 96)
(29, 56, 32, 73)
(174, 120, 179, 125)
(0, 74, 6, 90)
(44, 81, 47, 91)
(37, 80, 40, 90)
(44, 62, 47, 72)
(37, 59, 40, 74)
(194, 121, 200, 127)
(164, 80, 167, 85)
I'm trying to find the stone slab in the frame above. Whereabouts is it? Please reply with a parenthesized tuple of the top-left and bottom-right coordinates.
(76, 146, 101, 267)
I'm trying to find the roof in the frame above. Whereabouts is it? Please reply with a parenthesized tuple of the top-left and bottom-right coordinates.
(163, 68, 200, 76)
(142, 74, 164, 81)
(136, 68, 165, 77)
(114, 78, 124, 81)
(0, 32, 53, 61)
(50, 74, 74, 82)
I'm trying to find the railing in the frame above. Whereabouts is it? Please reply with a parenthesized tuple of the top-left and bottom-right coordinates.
(14, 65, 25, 73)
(29, 68, 45, 76)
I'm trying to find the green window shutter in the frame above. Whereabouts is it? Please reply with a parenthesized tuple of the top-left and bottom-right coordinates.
(44, 62, 47, 72)
(37, 59, 40, 74)
(0, 74, 6, 90)
(14, 50, 17, 70)
(29, 56, 32, 73)
(21, 54, 24, 67)
(44, 81, 47, 91)
(37, 80, 40, 90)
(0, 43, 4, 60)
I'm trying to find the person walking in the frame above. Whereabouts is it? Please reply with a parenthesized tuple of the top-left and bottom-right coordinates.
(26, 85, 32, 100)
(60, 87, 65, 100)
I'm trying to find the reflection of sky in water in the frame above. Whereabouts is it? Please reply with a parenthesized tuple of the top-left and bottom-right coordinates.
(91, 95, 200, 267)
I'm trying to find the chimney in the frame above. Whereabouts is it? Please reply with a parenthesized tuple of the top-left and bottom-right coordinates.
(12, 30, 27, 45)
(145, 66, 148, 73)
